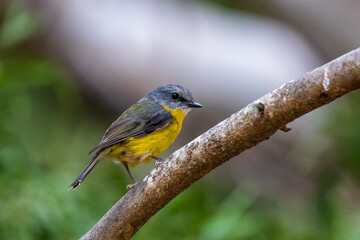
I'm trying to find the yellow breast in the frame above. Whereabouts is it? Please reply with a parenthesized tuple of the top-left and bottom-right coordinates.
(111, 106, 188, 167)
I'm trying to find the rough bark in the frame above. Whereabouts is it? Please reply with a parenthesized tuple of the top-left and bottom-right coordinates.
(80, 48, 360, 240)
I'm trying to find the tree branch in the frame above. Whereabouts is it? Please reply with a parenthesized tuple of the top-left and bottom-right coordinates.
(80, 48, 360, 240)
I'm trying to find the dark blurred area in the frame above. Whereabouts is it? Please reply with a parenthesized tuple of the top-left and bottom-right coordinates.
(1, 0, 360, 239)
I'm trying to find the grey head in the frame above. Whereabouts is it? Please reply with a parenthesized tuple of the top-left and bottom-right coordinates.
(143, 84, 202, 112)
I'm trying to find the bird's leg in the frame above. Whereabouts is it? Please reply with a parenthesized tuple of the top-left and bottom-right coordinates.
(150, 155, 165, 162)
(150, 155, 165, 167)
(121, 161, 137, 189)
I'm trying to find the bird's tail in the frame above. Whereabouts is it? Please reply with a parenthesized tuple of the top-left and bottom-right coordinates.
(69, 151, 108, 190)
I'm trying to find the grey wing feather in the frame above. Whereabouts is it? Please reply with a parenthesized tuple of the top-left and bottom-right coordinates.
(89, 104, 172, 154)
(142, 111, 171, 134)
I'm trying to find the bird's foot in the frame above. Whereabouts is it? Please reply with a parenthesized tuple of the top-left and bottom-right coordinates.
(127, 182, 137, 190)
(150, 155, 165, 167)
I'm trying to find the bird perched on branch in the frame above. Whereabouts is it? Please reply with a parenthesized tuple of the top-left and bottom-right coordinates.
(69, 84, 202, 189)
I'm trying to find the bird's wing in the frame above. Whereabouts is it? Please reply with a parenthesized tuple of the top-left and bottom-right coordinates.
(89, 102, 173, 154)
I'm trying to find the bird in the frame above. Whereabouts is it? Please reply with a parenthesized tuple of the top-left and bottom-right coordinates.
(69, 84, 202, 189)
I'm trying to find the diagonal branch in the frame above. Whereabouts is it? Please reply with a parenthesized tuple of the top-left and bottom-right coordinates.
(81, 48, 360, 240)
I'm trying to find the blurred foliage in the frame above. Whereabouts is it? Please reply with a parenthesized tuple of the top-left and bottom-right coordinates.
(0, 2, 37, 49)
(325, 92, 360, 179)
(190, 0, 275, 19)
(1, 2, 360, 240)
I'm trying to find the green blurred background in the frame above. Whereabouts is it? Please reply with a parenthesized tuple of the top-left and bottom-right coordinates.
(1, 1, 360, 239)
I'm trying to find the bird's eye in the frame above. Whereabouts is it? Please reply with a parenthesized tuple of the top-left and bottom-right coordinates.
(171, 93, 179, 100)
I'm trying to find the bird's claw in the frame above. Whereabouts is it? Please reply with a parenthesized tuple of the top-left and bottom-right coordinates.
(155, 161, 162, 167)
(126, 182, 137, 189)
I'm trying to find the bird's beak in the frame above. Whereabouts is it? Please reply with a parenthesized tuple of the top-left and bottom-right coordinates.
(187, 101, 203, 108)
